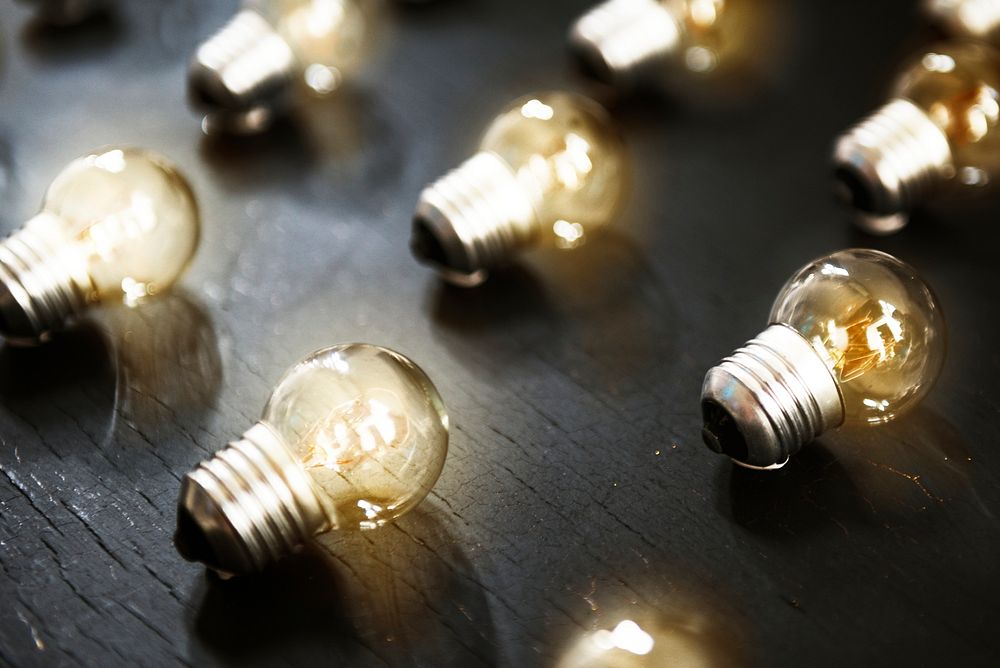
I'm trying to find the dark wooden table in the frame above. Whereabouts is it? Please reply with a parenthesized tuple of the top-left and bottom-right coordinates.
(1, 0, 998, 665)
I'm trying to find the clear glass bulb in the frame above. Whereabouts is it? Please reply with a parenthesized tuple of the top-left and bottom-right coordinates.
(189, 0, 374, 133)
(701, 249, 945, 468)
(895, 43, 1000, 184)
(263, 344, 449, 531)
(569, 0, 777, 87)
(411, 91, 628, 285)
(770, 249, 946, 425)
(924, 0, 1000, 42)
(176, 344, 449, 575)
(248, 0, 368, 91)
(833, 42, 1000, 230)
(480, 93, 629, 247)
(0, 147, 200, 343)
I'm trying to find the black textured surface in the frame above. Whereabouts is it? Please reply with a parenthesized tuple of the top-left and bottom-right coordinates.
(1, 1, 999, 666)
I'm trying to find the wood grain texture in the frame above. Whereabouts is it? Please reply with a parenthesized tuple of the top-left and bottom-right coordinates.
(0, 0, 998, 666)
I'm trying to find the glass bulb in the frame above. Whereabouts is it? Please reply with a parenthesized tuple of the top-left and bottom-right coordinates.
(175, 344, 449, 575)
(0, 147, 200, 344)
(701, 249, 945, 469)
(833, 42, 1000, 231)
(189, 0, 373, 134)
(569, 0, 771, 87)
(924, 0, 1000, 42)
(411, 91, 628, 286)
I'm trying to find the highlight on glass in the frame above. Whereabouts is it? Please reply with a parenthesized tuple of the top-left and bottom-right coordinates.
(0, 147, 200, 345)
(833, 41, 1000, 233)
(701, 249, 945, 469)
(174, 343, 449, 576)
(410, 91, 629, 286)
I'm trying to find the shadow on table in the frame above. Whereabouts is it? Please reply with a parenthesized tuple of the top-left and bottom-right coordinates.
(430, 230, 675, 390)
(101, 288, 223, 431)
(20, 5, 124, 61)
(722, 407, 983, 539)
(198, 85, 405, 204)
(0, 320, 114, 398)
(187, 504, 496, 667)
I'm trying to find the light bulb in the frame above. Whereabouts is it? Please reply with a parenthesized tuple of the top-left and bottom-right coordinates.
(925, 0, 1000, 42)
(701, 249, 945, 469)
(175, 343, 449, 576)
(410, 91, 628, 286)
(189, 0, 373, 134)
(833, 41, 1000, 233)
(569, 0, 763, 87)
(0, 147, 200, 345)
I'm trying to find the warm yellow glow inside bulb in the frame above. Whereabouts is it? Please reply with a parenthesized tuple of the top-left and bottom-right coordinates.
(897, 42, 1000, 177)
(33, 147, 199, 305)
(263, 344, 448, 531)
(481, 92, 628, 249)
(771, 250, 945, 425)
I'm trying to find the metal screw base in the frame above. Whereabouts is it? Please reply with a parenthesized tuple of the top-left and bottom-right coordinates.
(701, 324, 845, 469)
(175, 422, 328, 576)
(569, 0, 681, 86)
(188, 9, 297, 124)
(925, 0, 1000, 39)
(833, 98, 953, 221)
(411, 151, 540, 287)
(0, 217, 86, 344)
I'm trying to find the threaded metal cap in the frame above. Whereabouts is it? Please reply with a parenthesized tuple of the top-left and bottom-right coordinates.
(174, 422, 328, 576)
(411, 151, 540, 287)
(832, 98, 953, 228)
(569, 0, 681, 87)
(701, 324, 845, 469)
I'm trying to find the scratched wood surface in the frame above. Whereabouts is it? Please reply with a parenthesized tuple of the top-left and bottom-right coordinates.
(0, 0, 999, 666)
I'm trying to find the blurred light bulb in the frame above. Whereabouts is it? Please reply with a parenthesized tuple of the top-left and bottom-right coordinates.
(701, 249, 945, 469)
(189, 0, 373, 134)
(175, 344, 449, 576)
(925, 0, 1000, 42)
(0, 147, 200, 345)
(569, 0, 766, 87)
(410, 91, 628, 286)
(833, 41, 1000, 233)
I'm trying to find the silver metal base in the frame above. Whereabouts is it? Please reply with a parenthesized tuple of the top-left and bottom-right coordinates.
(411, 151, 540, 287)
(188, 9, 297, 129)
(701, 324, 845, 469)
(924, 0, 1000, 39)
(0, 220, 86, 345)
(832, 98, 953, 220)
(569, 0, 681, 86)
(175, 422, 329, 576)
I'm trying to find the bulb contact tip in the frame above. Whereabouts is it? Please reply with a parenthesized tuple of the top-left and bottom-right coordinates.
(174, 422, 327, 576)
(0, 222, 86, 344)
(700, 324, 845, 468)
(569, 0, 681, 86)
(188, 9, 297, 130)
(832, 98, 953, 225)
(411, 151, 539, 287)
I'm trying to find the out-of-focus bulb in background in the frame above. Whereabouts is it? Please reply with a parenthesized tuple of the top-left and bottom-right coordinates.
(833, 42, 1000, 233)
(701, 249, 945, 469)
(569, 0, 773, 88)
(189, 0, 374, 134)
(0, 147, 200, 345)
(410, 91, 628, 286)
(925, 0, 1000, 42)
(175, 344, 449, 576)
